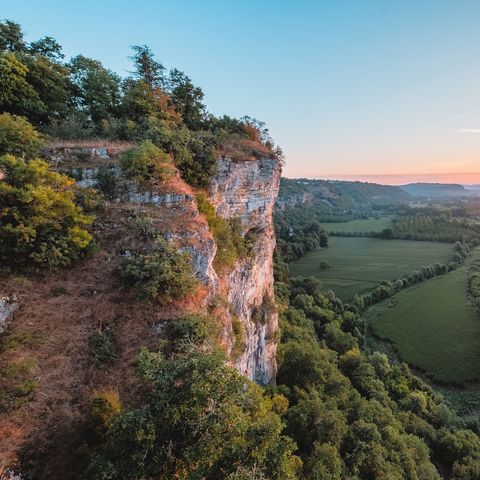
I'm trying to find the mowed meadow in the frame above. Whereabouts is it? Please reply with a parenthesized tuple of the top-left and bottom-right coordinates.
(365, 250, 480, 385)
(289, 237, 453, 300)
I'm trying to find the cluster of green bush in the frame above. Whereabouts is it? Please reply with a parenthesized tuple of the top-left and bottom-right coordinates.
(196, 192, 252, 271)
(0, 20, 282, 188)
(274, 276, 480, 479)
(0, 152, 94, 270)
(118, 236, 197, 301)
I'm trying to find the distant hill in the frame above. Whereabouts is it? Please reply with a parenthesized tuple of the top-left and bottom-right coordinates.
(277, 178, 410, 210)
(400, 182, 474, 198)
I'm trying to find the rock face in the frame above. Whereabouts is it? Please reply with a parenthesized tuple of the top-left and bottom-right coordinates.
(210, 157, 281, 384)
(43, 146, 281, 384)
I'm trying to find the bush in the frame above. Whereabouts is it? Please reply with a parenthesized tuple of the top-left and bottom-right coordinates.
(0, 113, 44, 158)
(95, 165, 118, 199)
(75, 187, 105, 213)
(0, 154, 94, 269)
(196, 192, 249, 270)
(318, 260, 330, 270)
(118, 237, 197, 300)
(169, 313, 221, 350)
(0, 357, 38, 412)
(119, 140, 175, 184)
(89, 327, 117, 367)
(90, 389, 122, 435)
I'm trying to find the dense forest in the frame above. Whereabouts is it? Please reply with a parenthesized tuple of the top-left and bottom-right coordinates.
(1, 19, 480, 480)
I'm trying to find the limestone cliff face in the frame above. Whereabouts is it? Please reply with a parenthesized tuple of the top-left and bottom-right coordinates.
(42, 146, 281, 384)
(209, 157, 281, 384)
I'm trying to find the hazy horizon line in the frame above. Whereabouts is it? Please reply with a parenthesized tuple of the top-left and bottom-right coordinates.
(285, 172, 480, 186)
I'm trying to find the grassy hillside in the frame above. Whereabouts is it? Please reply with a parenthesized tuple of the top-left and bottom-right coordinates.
(289, 237, 452, 299)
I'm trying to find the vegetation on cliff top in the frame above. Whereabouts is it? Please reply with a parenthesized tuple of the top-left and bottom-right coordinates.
(0, 19, 283, 188)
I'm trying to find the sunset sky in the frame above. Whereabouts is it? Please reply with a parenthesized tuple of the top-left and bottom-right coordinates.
(3, 0, 480, 183)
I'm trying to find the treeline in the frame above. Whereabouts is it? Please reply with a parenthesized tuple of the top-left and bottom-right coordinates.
(393, 212, 480, 244)
(352, 241, 472, 311)
(274, 276, 480, 479)
(0, 19, 281, 188)
(274, 218, 328, 282)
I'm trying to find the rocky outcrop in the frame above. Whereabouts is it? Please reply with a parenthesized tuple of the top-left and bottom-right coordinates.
(43, 145, 281, 385)
(210, 157, 281, 384)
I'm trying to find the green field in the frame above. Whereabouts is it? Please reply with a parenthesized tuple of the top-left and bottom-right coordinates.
(366, 254, 480, 384)
(322, 217, 392, 233)
(289, 237, 452, 299)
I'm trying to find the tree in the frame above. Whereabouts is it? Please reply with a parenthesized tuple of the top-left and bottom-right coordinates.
(168, 68, 206, 129)
(0, 51, 44, 118)
(129, 45, 165, 89)
(0, 20, 26, 53)
(69, 55, 122, 126)
(29, 36, 64, 60)
(0, 155, 93, 269)
(86, 348, 301, 480)
(0, 113, 44, 158)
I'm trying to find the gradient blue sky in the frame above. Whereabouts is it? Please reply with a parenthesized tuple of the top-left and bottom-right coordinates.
(3, 0, 480, 182)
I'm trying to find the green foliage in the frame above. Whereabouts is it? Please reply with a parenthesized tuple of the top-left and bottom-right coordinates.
(231, 315, 245, 358)
(0, 20, 282, 189)
(118, 236, 197, 300)
(75, 187, 105, 213)
(275, 276, 480, 479)
(169, 313, 221, 350)
(366, 251, 480, 385)
(89, 327, 118, 368)
(289, 237, 453, 300)
(90, 389, 122, 435)
(95, 165, 118, 199)
(85, 347, 301, 480)
(119, 140, 175, 184)
(69, 55, 121, 129)
(196, 192, 250, 271)
(0, 154, 93, 269)
(0, 357, 38, 412)
(0, 113, 44, 158)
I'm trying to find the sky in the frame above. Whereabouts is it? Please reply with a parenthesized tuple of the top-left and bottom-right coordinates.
(2, 0, 480, 184)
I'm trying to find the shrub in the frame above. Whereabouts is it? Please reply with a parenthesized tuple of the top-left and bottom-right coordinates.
(0, 113, 44, 158)
(119, 140, 175, 184)
(318, 260, 330, 270)
(0, 155, 94, 269)
(133, 215, 156, 240)
(169, 313, 220, 350)
(75, 187, 105, 213)
(85, 348, 300, 480)
(196, 192, 249, 270)
(89, 327, 117, 367)
(0, 357, 37, 412)
(118, 237, 197, 300)
(95, 165, 118, 199)
(90, 389, 122, 435)
(231, 315, 245, 358)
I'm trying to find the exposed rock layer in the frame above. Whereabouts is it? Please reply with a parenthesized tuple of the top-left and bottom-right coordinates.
(42, 147, 281, 384)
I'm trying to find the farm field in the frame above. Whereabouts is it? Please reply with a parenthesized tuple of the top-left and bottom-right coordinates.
(289, 237, 452, 299)
(322, 216, 392, 233)
(365, 253, 480, 384)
